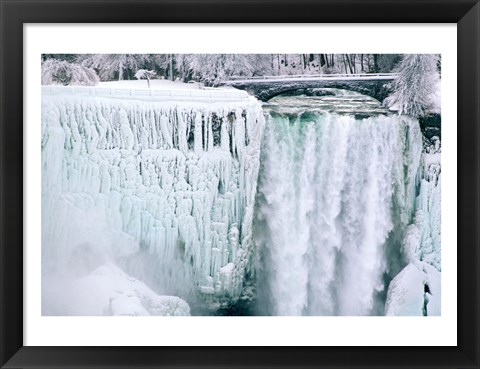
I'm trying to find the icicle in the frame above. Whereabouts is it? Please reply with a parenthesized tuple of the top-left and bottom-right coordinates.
(177, 110, 188, 154)
(207, 115, 214, 152)
(220, 112, 230, 151)
(194, 112, 203, 154)
(160, 114, 173, 149)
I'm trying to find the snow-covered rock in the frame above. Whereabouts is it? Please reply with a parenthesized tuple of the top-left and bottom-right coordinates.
(49, 263, 190, 316)
(385, 261, 440, 316)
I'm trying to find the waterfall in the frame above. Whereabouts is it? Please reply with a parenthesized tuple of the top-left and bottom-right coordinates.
(41, 88, 440, 316)
(254, 110, 423, 316)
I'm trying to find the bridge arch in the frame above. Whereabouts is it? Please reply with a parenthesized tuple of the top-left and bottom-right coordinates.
(223, 74, 396, 103)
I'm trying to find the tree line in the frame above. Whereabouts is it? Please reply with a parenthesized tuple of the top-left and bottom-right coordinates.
(41, 54, 405, 86)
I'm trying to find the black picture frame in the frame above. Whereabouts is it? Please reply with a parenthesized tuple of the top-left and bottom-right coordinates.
(1, 0, 479, 368)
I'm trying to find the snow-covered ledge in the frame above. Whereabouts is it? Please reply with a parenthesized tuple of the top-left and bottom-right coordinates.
(42, 85, 251, 102)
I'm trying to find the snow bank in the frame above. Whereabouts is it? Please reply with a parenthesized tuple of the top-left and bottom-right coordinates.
(47, 263, 190, 316)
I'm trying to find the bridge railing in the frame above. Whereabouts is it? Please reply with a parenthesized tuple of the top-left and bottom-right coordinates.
(42, 85, 251, 101)
(226, 73, 398, 82)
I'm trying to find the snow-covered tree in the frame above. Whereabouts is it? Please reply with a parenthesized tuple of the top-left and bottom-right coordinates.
(41, 54, 77, 63)
(384, 54, 440, 118)
(174, 54, 195, 82)
(188, 54, 257, 86)
(134, 69, 156, 88)
(147, 54, 174, 80)
(41, 59, 99, 86)
(80, 54, 151, 81)
(246, 54, 273, 76)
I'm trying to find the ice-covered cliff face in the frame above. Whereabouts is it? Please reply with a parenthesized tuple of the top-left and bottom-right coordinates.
(42, 91, 265, 314)
(386, 137, 441, 316)
(402, 138, 441, 270)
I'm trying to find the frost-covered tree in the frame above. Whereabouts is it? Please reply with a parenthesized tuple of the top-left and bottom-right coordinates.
(188, 54, 257, 85)
(147, 54, 175, 80)
(134, 69, 156, 88)
(384, 54, 440, 118)
(80, 54, 151, 81)
(174, 54, 195, 82)
(41, 54, 78, 63)
(41, 59, 99, 86)
(138, 54, 273, 83)
(246, 54, 273, 76)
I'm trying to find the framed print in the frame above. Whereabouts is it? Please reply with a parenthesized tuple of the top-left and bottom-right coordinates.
(1, 0, 479, 368)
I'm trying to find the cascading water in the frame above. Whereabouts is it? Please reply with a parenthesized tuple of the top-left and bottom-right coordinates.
(254, 93, 425, 316)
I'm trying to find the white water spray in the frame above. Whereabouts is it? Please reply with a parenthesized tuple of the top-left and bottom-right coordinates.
(255, 111, 423, 316)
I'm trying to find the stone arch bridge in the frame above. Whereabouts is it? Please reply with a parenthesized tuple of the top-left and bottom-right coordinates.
(222, 73, 397, 102)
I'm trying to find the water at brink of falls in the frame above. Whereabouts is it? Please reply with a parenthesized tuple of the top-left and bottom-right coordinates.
(254, 91, 423, 316)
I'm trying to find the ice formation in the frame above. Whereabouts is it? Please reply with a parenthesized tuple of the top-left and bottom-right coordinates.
(401, 138, 441, 270)
(42, 90, 265, 314)
(386, 136, 441, 315)
(255, 112, 424, 316)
